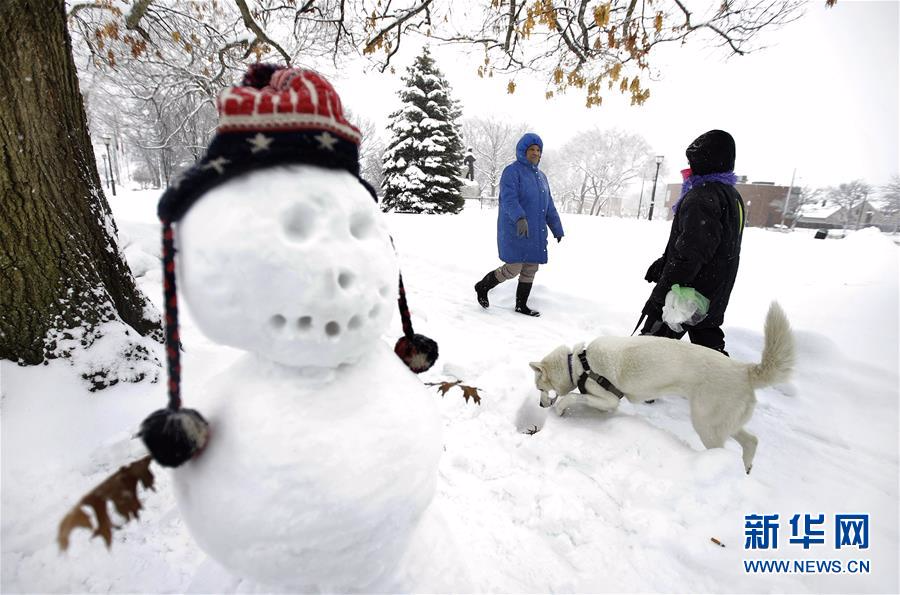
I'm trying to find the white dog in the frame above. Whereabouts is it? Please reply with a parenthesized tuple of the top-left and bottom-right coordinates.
(529, 302, 794, 473)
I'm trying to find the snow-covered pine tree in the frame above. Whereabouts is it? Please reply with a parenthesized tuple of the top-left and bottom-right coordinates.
(382, 47, 464, 214)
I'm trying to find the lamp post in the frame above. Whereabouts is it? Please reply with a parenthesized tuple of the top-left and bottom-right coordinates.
(779, 168, 796, 228)
(101, 136, 116, 196)
(636, 176, 646, 219)
(101, 154, 110, 189)
(647, 155, 664, 221)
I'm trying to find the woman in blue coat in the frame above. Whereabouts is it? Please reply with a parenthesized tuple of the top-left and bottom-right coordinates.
(474, 133, 564, 316)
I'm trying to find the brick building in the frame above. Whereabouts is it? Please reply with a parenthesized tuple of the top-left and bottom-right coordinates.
(662, 179, 801, 227)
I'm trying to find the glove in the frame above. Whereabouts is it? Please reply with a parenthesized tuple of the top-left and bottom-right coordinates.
(516, 218, 529, 238)
(639, 297, 665, 336)
(555, 235, 562, 243)
(644, 257, 664, 283)
(661, 285, 710, 332)
(642, 297, 663, 320)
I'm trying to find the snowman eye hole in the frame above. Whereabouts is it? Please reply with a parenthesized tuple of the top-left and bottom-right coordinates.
(349, 211, 375, 239)
(338, 271, 355, 290)
(283, 203, 316, 241)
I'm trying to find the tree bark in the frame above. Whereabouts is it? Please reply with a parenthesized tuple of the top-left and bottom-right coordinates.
(0, 0, 161, 384)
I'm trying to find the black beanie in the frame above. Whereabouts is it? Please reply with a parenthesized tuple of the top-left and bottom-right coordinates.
(685, 130, 736, 176)
(141, 64, 438, 468)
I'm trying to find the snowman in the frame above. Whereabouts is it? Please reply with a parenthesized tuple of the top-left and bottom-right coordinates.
(138, 64, 444, 591)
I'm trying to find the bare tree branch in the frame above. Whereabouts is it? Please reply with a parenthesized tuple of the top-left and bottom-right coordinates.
(233, 0, 292, 65)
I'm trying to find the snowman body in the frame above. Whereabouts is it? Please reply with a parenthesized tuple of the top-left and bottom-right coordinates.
(171, 165, 442, 590)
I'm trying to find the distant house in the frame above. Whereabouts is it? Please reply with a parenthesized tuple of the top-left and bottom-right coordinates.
(662, 180, 800, 227)
(793, 199, 899, 231)
(793, 201, 847, 229)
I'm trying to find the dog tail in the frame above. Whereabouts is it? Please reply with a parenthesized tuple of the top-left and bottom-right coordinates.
(748, 301, 795, 389)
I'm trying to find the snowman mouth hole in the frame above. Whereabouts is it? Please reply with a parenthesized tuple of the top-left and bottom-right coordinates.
(348, 315, 362, 330)
(325, 321, 341, 337)
(269, 314, 287, 329)
(297, 316, 313, 331)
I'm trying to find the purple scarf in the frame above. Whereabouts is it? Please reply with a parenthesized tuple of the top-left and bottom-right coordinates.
(672, 171, 738, 213)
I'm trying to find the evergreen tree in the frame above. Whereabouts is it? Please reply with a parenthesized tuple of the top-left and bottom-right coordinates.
(382, 47, 464, 214)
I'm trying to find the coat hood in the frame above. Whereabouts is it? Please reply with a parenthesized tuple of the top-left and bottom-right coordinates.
(685, 129, 735, 176)
(516, 133, 544, 167)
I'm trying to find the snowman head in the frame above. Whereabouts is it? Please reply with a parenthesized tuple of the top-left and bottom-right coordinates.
(140, 64, 438, 468)
(177, 164, 398, 367)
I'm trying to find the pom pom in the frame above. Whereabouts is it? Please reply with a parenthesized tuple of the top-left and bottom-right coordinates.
(139, 408, 210, 467)
(394, 333, 439, 373)
(241, 63, 283, 89)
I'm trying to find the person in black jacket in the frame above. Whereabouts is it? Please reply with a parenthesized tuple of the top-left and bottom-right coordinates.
(640, 130, 745, 355)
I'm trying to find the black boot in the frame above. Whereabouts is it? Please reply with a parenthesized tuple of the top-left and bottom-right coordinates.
(474, 271, 501, 308)
(515, 282, 540, 317)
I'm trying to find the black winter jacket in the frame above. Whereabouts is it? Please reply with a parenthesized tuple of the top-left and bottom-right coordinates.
(644, 181, 745, 329)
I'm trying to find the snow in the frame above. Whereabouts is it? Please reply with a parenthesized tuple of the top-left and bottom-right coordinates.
(420, 117, 442, 129)
(2, 189, 898, 593)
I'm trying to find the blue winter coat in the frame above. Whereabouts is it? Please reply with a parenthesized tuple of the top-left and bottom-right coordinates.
(497, 133, 564, 264)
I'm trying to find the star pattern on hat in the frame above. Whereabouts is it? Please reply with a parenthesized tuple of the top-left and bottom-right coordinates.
(247, 133, 274, 154)
(315, 131, 339, 151)
(202, 156, 230, 175)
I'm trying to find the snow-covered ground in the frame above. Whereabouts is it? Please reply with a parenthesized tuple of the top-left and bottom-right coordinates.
(2, 187, 898, 593)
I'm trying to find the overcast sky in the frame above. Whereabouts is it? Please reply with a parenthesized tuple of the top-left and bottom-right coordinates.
(333, 0, 898, 191)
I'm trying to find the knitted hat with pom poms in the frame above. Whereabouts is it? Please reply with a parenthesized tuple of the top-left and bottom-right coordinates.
(140, 63, 438, 468)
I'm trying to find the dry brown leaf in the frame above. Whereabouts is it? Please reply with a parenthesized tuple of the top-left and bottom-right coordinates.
(425, 380, 460, 396)
(426, 380, 482, 406)
(460, 385, 482, 405)
(58, 455, 155, 551)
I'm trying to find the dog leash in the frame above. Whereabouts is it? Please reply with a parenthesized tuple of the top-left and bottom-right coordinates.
(631, 313, 646, 336)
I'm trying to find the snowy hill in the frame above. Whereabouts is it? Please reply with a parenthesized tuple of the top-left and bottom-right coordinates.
(2, 189, 897, 593)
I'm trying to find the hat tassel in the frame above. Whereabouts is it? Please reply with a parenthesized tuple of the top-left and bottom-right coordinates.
(394, 273, 438, 373)
(139, 222, 210, 467)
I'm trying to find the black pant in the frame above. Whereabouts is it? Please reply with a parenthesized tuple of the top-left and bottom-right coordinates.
(640, 318, 727, 355)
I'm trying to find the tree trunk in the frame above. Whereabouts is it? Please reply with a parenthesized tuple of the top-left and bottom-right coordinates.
(589, 179, 605, 216)
(576, 172, 588, 215)
(0, 0, 161, 386)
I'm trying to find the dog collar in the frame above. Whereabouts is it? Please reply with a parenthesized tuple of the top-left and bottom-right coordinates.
(566, 352, 576, 389)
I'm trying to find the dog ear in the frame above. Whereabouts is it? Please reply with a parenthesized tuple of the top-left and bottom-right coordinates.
(529, 362, 544, 374)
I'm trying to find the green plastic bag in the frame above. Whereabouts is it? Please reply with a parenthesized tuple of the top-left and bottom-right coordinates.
(662, 284, 710, 332)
